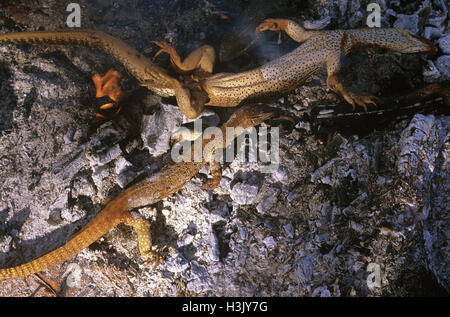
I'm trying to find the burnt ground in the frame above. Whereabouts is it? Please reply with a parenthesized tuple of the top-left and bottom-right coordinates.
(0, 0, 448, 296)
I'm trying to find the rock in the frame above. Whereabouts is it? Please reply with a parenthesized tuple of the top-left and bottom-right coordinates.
(397, 114, 449, 292)
(207, 231, 220, 262)
(0, 0, 447, 298)
(295, 121, 311, 131)
(71, 176, 96, 199)
(436, 55, 450, 80)
(263, 236, 276, 250)
(397, 114, 444, 186)
(437, 34, 450, 54)
(115, 157, 137, 188)
(186, 261, 214, 293)
(256, 186, 280, 214)
(230, 182, 259, 205)
(141, 103, 184, 157)
(85, 123, 125, 166)
(287, 187, 301, 202)
(423, 60, 441, 82)
(91, 165, 110, 188)
(312, 286, 331, 297)
(86, 143, 122, 166)
(165, 249, 190, 273)
(394, 14, 419, 34)
(304, 16, 331, 30)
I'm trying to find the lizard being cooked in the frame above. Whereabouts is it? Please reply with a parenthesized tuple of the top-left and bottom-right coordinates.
(0, 104, 277, 278)
(0, 19, 436, 117)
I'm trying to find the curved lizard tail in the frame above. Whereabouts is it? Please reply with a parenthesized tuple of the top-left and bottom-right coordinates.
(0, 30, 179, 95)
(0, 198, 128, 279)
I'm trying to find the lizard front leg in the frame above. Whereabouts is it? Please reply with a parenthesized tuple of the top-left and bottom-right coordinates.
(326, 52, 381, 111)
(153, 41, 215, 74)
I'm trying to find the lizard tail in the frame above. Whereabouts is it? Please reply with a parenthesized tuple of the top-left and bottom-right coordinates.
(0, 199, 128, 279)
(0, 30, 179, 94)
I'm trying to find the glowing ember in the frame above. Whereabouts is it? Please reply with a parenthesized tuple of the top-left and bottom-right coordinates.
(91, 68, 124, 122)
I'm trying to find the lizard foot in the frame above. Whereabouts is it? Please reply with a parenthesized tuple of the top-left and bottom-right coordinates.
(345, 93, 381, 112)
(141, 250, 164, 270)
(152, 41, 178, 59)
(327, 73, 381, 112)
(153, 41, 215, 74)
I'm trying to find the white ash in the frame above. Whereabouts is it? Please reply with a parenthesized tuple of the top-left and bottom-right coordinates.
(0, 0, 448, 297)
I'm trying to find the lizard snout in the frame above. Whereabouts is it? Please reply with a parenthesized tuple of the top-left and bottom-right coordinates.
(396, 29, 438, 55)
(241, 104, 277, 122)
(224, 104, 278, 129)
(409, 33, 437, 55)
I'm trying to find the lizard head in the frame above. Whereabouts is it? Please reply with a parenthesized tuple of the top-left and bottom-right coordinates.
(224, 104, 278, 130)
(395, 29, 437, 55)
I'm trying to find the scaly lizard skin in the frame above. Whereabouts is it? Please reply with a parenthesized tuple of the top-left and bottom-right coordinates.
(0, 29, 201, 117)
(154, 18, 437, 113)
(0, 104, 276, 279)
(0, 19, 436, 118)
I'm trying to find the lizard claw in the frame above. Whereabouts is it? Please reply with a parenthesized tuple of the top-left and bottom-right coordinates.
(142, 250, 164, 269)
(352, 94, 381, 111)
(339, 90, 381, 112)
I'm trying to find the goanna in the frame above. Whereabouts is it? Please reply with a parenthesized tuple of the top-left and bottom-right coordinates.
(0, 104, 276, 278)
(0, 18, 437, 117)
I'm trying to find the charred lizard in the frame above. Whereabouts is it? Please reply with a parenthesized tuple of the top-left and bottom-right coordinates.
(153, 18, 437, 114)
(0, 19, 437, 119)
(0, 104, 276, 278)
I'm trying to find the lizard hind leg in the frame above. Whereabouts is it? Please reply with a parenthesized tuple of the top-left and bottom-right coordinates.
(123, 213, 162, 268)
(153, 41, 216, 74)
